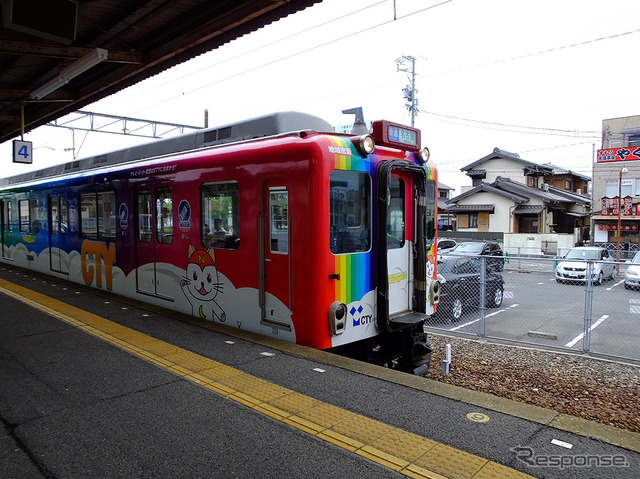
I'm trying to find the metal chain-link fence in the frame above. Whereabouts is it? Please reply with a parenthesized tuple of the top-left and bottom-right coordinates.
(425, 252, 640, 364)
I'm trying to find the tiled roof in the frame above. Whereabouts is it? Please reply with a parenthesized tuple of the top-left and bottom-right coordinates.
(443, 204, 495, 213)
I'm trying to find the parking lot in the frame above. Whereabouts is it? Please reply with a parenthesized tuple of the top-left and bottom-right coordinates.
(426, 254, 640, 364)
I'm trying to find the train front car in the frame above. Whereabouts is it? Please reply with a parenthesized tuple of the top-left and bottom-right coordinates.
(0, 112, 439, 377)
(312, 120, 439, 375)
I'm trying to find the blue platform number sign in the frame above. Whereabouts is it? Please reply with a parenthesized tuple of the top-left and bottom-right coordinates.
(13, 140, 33, 164)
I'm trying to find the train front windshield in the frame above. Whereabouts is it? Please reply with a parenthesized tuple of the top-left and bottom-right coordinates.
(329, 171, 372, 254)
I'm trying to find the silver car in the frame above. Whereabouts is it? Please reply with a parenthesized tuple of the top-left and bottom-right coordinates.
(555, 246, 616, 285)
(624, 251, 640, 289)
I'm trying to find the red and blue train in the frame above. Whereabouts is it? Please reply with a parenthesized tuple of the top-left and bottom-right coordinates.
(0, 111, 440, 374)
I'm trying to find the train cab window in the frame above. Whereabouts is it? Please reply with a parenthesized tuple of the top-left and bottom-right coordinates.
(329, 170, 371, 254)
(156, 188, 173, 244)
(201, 182, 240, 249)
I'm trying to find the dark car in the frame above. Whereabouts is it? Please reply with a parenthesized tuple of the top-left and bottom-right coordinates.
(434, 255, 505, 321)
(448, 241, 504, 271)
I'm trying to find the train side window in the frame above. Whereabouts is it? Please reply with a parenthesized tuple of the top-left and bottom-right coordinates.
(81, 191, 116, 239)
(18, 199, 39, 233)
(81, 193, 98, 239)
(59, 196, 68, 236)
(329, 170, 371, 254)
(387, 177, 405, 250)
(425, 178, 436, 250)
(156, 188, 173, 244)
(201, 182, 240, 249)
(138, 190, 152, 243)
(98, 192, 116, 239)
(4, 201, 12, 232)
(49, 196, 59, 235)
(30, 199, 39, 233)
(48, 196, 68, 236)
(19, 199, 29, 232)
(269, 187, 288, 253)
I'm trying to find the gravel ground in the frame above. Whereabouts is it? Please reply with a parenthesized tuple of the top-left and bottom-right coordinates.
(424, 333, 640, 433)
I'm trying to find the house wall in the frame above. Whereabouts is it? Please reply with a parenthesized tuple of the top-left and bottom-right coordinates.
(455, 191, 513, 232)
(475, 158, 527, 183)
(546, 176, 588, 195)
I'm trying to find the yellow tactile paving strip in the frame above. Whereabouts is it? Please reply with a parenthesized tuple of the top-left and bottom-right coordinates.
(0, 278, 533, 479)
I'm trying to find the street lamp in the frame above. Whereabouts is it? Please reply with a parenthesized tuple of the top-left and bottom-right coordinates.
(616, 166, 629, 265)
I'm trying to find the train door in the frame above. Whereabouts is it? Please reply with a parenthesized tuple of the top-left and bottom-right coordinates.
(135, 185, 175, 300)
(386, 173, 412, 314)
(48, 194, 69, 274)
(376, 160, 427, 330)
(0, 199, 6, 259)
(260, 183, 292, 331)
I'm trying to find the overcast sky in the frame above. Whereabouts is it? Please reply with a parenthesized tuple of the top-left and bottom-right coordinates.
(3, 0, 639, 194)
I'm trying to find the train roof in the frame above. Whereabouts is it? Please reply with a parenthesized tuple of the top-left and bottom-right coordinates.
(1, 111, 333, 187)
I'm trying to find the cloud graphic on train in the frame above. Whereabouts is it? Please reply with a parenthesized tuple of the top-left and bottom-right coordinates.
(12, 241, 296, 343)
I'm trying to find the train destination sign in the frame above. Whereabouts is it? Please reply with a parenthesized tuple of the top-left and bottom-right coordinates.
(389, 125, 417, 146)
(372, 120, 421, 150)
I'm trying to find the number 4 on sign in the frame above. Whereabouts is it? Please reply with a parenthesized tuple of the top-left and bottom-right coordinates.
(12, 140, 33, 164)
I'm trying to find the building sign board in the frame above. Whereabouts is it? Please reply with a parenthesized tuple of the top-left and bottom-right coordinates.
(597, 146, 640, 163)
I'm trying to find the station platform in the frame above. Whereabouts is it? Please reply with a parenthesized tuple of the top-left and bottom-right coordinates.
(1, 264, 638, 479)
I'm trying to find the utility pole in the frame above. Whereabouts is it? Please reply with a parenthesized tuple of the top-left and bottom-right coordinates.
(396, 55, 417, 126)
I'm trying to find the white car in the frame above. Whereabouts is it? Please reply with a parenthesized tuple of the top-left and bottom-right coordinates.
(624, 251, 640, 289)
(437, 238, 457, 255)
(555, 246, 616, 285)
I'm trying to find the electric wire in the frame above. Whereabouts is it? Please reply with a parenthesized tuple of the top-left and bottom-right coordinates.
(97, 0, 454, 111)
(422, 109, 602, 139)
(427, 28, 640, 77)
(96, 0, 624, 146)
(56, 0, 633, 168)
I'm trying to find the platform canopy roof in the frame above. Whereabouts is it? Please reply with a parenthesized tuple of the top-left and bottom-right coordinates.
(0, 0, 322, 145)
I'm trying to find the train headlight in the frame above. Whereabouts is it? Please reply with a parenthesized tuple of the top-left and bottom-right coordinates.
(354, 134, 375, 157)
(419, 147, 430, 164)
(429, 280, 441, 305)
(328, 301, 347, 335)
